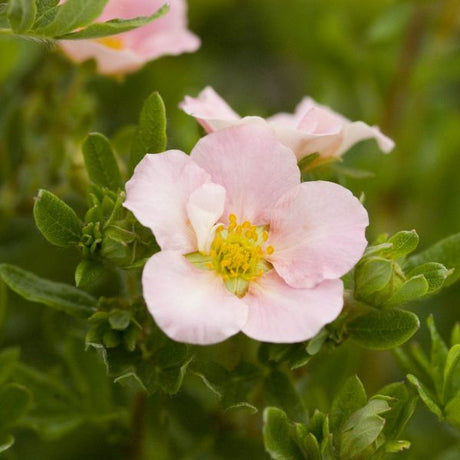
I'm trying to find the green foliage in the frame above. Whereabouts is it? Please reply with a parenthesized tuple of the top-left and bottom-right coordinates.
(129, 91, 167, 173)
(7, 0, 36, 33)
(396, 317, 460, 431)
(0, 263, 97, 318)
(33, 189, 82, 247)
(82, 133, 123, 191)
(263, 375, 414, 460)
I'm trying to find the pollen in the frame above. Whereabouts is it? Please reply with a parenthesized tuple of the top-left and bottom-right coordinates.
(96, 37, 125, 50)
(208, 214, 274, 285)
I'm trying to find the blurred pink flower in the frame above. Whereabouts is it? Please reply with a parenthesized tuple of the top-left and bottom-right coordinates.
(180, 87, 394, 161)
(124, 122, 369, 345)
(59, 0, 200, 75)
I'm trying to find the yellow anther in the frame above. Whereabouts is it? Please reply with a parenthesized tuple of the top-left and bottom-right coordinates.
(229, 213, 237, 223)
(266, 245, 274, 255)
(263, 231, 269, 241)
(242, 221, 250, 229)
(206, 262, 214, 269)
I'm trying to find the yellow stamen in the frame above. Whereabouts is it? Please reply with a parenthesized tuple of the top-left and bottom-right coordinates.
(96, 37, 124, 50)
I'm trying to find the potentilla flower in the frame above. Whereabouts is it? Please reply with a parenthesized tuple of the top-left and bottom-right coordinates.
(180, 87, 394, 161)
(59, 0, 200, 75)
(124, 122, 369, 344)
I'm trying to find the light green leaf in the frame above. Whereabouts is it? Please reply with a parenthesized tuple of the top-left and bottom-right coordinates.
(405, 233, 460, 287)
(445, 392, 460, 430)
(451, 323, 460, 347)
(407, 374, 443, 419)
(427, 315, 448, 398)
(407, 262, 451, 294)
(129, 92, 167, 173)
(386, 230, 419, 258)
(347, 308, 420, 350)
(58, 3, 169, 39)
(7, 0, 37, 32)
(443, 344, 460, 403)
(33, 189, 82, 247)
(385, 440, 411, 453)
(0, 264, 97, 318)
(264, 371, 306, 422)
(330, 375, 367, 434)
(35, 0, 108, 36)
(82, 133, 123, 190)
(294, 424, 321, 460)
(0, 434, 15, 453)
(354, 257, 393, 301)
(385, 275, 429, 307)
(108, 310, 132, 331)
(263, 407, 304, 460)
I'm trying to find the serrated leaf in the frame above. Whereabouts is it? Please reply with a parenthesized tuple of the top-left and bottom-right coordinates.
(347, 308, 420, 350)
(407, 374, 443, 419)
(443, 344, 460, 403)
(330, 375, 367, 434)
(82, 133, 123, 190)
(33, 189, 82, 247)
(58, 3, 169, 39)
(405, 233, 460, 286)
(0, 383, 31, 430)
(0, 264, 97, 318)
(386, 230, 419, 258)
(7, 0, 37, 32)
(385, 274, 429, 306)
(35, 0, 108, 36)
(129, 92, 167, 173)
(264, 371, 306, 422)
(263, 407, 304, 460)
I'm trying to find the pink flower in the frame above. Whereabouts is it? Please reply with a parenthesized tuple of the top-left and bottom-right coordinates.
(124, 122, 369, 344)
(59, 0, 200, 75)
(180, 87, 394, 161)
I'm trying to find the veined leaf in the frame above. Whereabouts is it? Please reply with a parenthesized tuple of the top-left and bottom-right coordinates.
(7, 0, 37, 32)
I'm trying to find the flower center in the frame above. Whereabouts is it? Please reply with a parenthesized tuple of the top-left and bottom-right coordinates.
(185, 214, 274, 297)
(96, 37, 125, 50)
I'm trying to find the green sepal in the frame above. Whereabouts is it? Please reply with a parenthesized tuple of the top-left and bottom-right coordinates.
(184, 252, 213, 270)
(224, 277, 249, 298)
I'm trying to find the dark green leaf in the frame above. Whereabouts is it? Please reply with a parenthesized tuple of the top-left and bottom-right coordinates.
(82, 133, 123, 190)
(0, 383, 31, 430)
(347, 308, 420, 350)
(263, 407, 303, 460)
(0, 264, 97, 318)
(7, 0, 36, 32)
(405, 233, 460, 286)
(58, 3, 169, 39)
(129, 92, 167, 173)
(75, 259, 106, 288)
(33, 189, 82, 247)
(264, 371, 306, 422)
(0, 348, 20, 385)
(108, 310, 132, 331)
(330, 375, 367, 434)
(445, 392, 460, 430)
(427, 315, 448, 398)
(35, 0, 108, 36)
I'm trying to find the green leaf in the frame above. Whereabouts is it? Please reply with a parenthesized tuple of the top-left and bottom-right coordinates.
(35, 0, 108, 36)
(58, 3, 169, 39)
(407, 262, 451, 294)
(451, 323, 460, 347)
(347, 308, 420, 350)
(427, 315, 448, 398)
(407, 374, 443, 419)
(405, 233, 460, 287)
(33, 189, 82, 247)
(264, 371, 306, 422)
(445, 392, 460, 430)
(129, 92, 167, 173)
(7, 0, 37, 32)
(75, 259, 106, 288)
(0, 347, 20, 385)
(295, 428, 321, 460)
(385, 275, 429, 307)
(386, 230, 419, 258)
(263, 407, 303, 460)
(378, 382, 418, 440)
(354, 257, 393, 301)
(0, 434, 14, 453)
(108, 309, 132, 331)
(443, 344, 460, 403)
(385, 440, 411, 453)
(0, 383, 31, 430)
(82, 133, 123, 190)
(339, 398, 390, 459)
(0, 264, 97, 318)
(330, 375, 367, 434)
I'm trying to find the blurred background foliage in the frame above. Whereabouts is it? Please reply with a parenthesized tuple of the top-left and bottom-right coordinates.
(0, 0, 459, 458)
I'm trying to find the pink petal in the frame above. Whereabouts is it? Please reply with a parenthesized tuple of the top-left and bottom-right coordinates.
(242, 271, 343, 343)
(337, 121, 395, 156)
(190, 122, 300, 224)
(59, 40, 143, 75)
(187, 183, 226, 253)
(143, 251, 248, 344)
(180, 87, 241, 133)
(267, 181, 369, 289)
(124, 150, 210, 253)
(267, 97, 316, 128)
